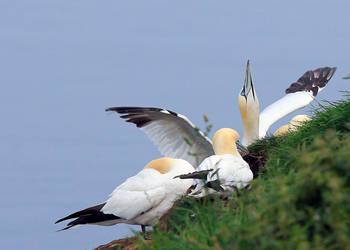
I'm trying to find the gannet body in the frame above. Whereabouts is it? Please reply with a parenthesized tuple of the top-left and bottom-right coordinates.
(55, 158, 194, 232)
(176, 128, 253, 197)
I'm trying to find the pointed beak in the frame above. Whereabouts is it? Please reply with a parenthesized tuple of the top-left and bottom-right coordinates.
(236, 140, 249, 155)
(240, 60, 255, 100)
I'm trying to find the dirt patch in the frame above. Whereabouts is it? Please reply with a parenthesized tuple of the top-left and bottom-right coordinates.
(94, 237, 151, 250)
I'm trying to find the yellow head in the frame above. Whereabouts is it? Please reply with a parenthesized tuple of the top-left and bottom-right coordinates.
(290, 115, 311, 129)
(238, 60, 260, 146)
(273, 124, 290, 136)
(212, 128, 240, 155)
(144, 157, 173, 174)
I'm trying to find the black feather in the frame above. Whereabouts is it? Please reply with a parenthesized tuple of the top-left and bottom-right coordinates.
(285, 67, 336, 96)
(174, 169, 214, 180)
(55, 203, 121, 227)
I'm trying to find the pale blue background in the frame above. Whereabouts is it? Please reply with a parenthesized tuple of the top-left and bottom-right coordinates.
(1, 1, 349, 249)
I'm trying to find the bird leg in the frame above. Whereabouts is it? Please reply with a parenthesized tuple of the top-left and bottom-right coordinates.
(141, 225, 150, 240)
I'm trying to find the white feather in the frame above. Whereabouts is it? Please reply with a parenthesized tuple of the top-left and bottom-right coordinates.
(190, 154, 253, 197)
(259, 91, 314, 137)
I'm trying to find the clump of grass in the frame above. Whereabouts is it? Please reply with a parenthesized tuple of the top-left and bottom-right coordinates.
(137, 97, 350, 250)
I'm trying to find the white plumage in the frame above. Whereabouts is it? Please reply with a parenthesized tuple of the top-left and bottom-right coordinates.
(106, 107, 247, 166)
(239, 61, 336, 146)
(189, 154, 253, 197)
(176, 128, 253, 197)
(55, 158, 194, 232)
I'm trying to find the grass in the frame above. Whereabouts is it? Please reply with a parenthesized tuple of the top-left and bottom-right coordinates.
(135, 96, 350, 250)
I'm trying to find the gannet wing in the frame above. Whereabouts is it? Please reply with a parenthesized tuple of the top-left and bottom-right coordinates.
(259, 66, 336, 137)
(106, 107, 214, 166)
(101, 169, 167, 220)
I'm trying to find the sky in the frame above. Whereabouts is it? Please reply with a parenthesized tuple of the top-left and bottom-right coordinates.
(0, 1, 349, 249)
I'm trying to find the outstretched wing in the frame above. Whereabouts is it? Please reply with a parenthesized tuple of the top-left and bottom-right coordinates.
(106, 107, 214, 166)
(285, 67, 336, 96)
(259, 67, 336, 137)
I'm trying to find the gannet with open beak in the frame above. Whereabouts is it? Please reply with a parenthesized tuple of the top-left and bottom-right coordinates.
(106, 107, 248, 166)
(55, 158, 194, 233)
(238, 61, 336, 146)
(175, 128, 253, 197)
(273, 114, 311, 136)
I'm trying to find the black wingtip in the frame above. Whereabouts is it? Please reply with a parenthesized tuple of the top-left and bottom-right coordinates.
(285, 66, 337, 96)
(105, 107, 120, 112)
(55, 203, 106, 224)
(174, 169, 213, 180)
(56, 225, 73, 232)
(55, 217, 68, 224)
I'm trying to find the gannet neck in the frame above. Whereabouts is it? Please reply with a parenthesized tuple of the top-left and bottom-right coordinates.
(238, 60, 260, 147)
(212, 128, 239, 155)
(259, 91, 314, 137)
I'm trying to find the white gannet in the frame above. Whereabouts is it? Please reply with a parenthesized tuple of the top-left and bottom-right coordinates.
(273, 114, 311, 136)
(107, 62, 336, 160)
(238, 61, 260, 147)
(238, 60, 336, 146)
(106, 107, 247, 167)
(55, 158, 194, 234)
(176, 128, 253, 197)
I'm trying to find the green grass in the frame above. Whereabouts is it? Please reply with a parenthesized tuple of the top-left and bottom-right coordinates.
(137, 96, 350, 250)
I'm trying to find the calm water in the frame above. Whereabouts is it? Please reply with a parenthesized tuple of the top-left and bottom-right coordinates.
(1, 1, 349, 249)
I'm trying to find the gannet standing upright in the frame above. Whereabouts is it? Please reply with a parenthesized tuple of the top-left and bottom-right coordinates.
(55, 158, 194, 233)
(238, 60, 260, 147)
(238, 61, 336, 146)
(176, 128, 253, 197)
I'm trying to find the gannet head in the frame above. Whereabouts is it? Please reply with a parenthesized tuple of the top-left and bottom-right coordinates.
(273, 124, 290, 136)
(212, 128, 240, 155)
(238, 60, 260, 147)
(290, 115, 311, 129)
(273, 114, 311, 136)
(144, 157, 194, 175)
(239, 60, 256, 102)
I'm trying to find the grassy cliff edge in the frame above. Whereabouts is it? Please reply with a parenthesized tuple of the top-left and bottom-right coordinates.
(100, 96, 350, 250)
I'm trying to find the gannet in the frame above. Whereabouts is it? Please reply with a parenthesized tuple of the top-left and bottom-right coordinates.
(273, 114, 311, 136)
(238, 61, 336, 146)
(106, 107, 248, 167)
(175, 128, 253, 197)
(238, 61, 260, 146)
(107, 62, 336, 160)
(55, 158, 194, 234)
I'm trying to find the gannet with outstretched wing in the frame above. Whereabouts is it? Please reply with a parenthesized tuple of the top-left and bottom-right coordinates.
(175, 128, 253, 197)
(238, 61, 336, 146)
(106, 107, 247, 167)
(55, 158, 194, 234)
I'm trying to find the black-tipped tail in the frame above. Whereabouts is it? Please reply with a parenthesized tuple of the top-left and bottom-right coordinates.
(55, 203, 121, 230)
